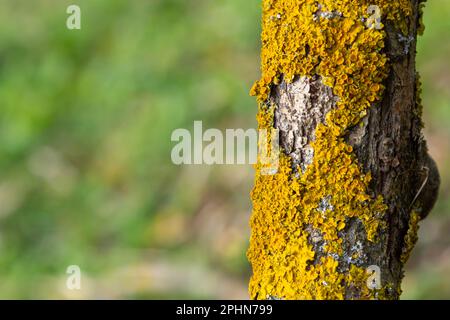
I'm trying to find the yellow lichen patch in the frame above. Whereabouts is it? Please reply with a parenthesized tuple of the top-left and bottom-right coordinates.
(414, 72, 425, 128)
(418, 1, 426, 36)
(251, 0, 412, 103)
(400, 211, 421, 264)
(248, 151, 370, 299)
(304, 121, 388, 244)
(248, 132, 386, 299)
(248, 152, 311, 299)
(248, 0, 414, 300)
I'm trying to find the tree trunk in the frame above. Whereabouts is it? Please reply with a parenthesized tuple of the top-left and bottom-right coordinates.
(248, 0, 439, 300)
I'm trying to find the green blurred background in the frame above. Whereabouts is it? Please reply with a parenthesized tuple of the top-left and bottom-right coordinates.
(0, 0, 448, 299)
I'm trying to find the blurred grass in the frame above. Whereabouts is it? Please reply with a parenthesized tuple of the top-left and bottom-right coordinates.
(0, 0, 448, 299)
(402, 0, 450, 299)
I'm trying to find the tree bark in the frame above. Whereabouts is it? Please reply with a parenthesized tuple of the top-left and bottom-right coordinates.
(248, 0, 439, 300)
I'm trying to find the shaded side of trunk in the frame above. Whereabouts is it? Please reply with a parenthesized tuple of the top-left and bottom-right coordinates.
(248, 0, 439, 300)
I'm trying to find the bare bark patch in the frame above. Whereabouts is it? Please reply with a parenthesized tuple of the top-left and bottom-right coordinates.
(272, 75, 338, 171)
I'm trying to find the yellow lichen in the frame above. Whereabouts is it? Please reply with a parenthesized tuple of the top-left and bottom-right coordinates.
(414, 72, 425, 128)
(400, 211, 421, 264)
(418, 1, 426, 36)
(248, 0, 414, 300)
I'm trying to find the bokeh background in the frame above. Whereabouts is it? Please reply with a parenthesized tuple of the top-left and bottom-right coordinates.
(0, 0, 448, 299)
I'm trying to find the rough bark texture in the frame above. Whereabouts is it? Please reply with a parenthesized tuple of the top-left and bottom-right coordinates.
(342, 2, 439, 295)
(274, 75, 338, 173)
(248, 0, 440, 300)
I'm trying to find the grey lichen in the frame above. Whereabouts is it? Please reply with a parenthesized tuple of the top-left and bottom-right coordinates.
(397, 33, 415, 55)
(313, 4, 343, 21)
(317, 195, 334, 214)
